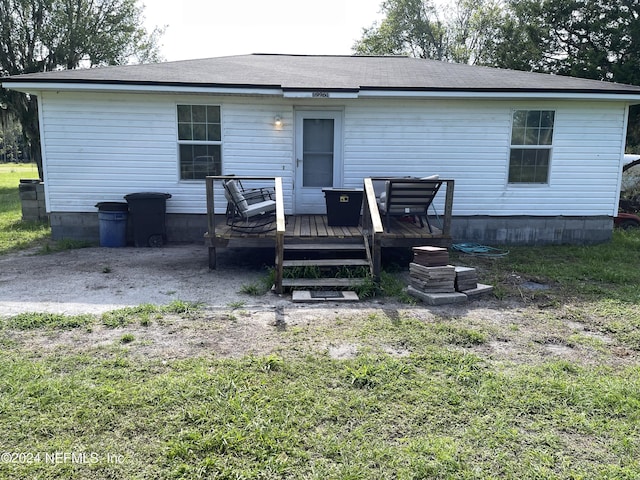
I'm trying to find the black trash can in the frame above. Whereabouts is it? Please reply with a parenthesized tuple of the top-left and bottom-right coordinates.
(95, 202, 129, 247)
(124, 192, 172, 247)
(322, 188, 363, 227)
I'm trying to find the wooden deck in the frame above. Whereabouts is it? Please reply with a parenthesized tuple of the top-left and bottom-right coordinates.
(208, 214, 449, 246)
(204, 176, 454, 293)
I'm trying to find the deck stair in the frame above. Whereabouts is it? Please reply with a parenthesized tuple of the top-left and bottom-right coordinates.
(280, 239, 372, 290)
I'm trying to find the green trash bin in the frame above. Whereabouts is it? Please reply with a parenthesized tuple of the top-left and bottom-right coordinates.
(124, 192, 172, 247)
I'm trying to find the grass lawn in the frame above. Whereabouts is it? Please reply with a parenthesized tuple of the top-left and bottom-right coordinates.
(1, 166, 640, 478)
(0, 302, 639, 479)
(0, 163, 50, 253)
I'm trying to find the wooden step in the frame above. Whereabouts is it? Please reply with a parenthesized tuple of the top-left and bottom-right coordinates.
(282, 278, 369, 288)
(284, 243, 366, 251)
(283, 259, 370, 267)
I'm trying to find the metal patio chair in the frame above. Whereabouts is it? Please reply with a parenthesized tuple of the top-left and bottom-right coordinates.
(377, 176, 443, 233)
(223, 178, 277, 232)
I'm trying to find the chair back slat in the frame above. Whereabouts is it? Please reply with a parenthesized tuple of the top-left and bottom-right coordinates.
(378, 178, 444, 232)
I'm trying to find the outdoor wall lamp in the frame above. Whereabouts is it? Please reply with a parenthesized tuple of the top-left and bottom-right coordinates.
(274, 115, 282, 128)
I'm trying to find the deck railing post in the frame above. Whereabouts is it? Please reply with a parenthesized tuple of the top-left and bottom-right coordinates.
(363, 178, 384, 282)
(274, 177, 285, 294)
(205, 176, 217, 269)
(443, 179, 455, 237)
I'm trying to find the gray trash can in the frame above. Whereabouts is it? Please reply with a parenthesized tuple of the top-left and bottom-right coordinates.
(124, 192, 171, 247)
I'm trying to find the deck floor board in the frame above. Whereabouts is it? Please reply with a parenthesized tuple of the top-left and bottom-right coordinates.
(207, 214, 447, 246)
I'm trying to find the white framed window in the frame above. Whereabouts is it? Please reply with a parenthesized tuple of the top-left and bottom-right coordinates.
(177, 104, 221, 180)
(508, 110, 555, 184)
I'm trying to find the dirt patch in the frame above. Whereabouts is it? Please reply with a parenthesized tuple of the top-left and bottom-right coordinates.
(1, 245, 638, 368)
(0, 245, 281, 315)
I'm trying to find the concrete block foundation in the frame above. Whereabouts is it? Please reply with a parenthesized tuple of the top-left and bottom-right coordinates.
(50, 213, 614, 246)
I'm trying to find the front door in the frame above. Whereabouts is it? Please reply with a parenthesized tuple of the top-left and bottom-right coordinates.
(294, 110, 343, 213)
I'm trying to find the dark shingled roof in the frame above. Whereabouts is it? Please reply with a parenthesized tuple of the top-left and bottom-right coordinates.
(4, 53, 640, 94)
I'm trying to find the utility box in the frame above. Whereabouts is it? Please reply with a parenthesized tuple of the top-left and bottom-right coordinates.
(322, 188, 363, 227)
(124, 192, 171, 247)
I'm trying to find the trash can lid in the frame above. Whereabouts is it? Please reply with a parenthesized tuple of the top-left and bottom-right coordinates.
(124, 192, 172, 200)
(95, 202, 129, 212)
(322, 188, 364, 192)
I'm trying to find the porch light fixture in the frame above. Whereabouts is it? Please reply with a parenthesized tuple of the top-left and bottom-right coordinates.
(274, 115, 282, 128)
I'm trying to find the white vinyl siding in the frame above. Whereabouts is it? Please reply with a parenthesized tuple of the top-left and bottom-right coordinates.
(40, 92, 294, 214)
(342, 100, 625, 216)
(39, 92, 626, 217)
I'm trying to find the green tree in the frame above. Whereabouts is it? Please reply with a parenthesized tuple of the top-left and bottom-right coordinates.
(488, 0, 640, 83)
(0, 107, 24, 163)
(0, 0, 163, 178)
(488, 0, 640, 150)
(445, 0, 504, 64)
(354, 0, 447, 59)
(353, 0, 503, 64)
(355, 0, 640, 150)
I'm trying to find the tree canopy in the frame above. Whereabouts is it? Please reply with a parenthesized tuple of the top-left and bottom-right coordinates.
(353, 0, 504, 64)
(0, 0, 163, 174)
(354, 0, 640, 149)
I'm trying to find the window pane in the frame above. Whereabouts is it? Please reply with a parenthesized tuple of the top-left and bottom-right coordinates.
(509, 148, 549, 183)
(179, 145, 194, 179)
(178, 123, 192, 141)
(522, 149, 537, 165)
(207, 106, 221, 123)
(524, 127, 539, 145)
(526, 110, 541, 128)
(303, 154, 334, 187)
(511, 127, 525, 145)
(521, 166, 537, 183)
(536, 149, 550, 165)
(192, 105, 206, 123)
(176, 105, 222, 180)
(539, 128, 553, 145)
(207, 124, 221, 142)
(180, 145, 221, 180)
(512, 110, 555, 147)
(192, 123, 207, 141)
(177, 105, 191, 123)
(303, 119, 334, 187)
(540, 111, 555, 128)
(513, 110, 526, 128)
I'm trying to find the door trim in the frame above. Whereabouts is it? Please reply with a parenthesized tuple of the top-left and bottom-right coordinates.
(294, 109, 344, 214)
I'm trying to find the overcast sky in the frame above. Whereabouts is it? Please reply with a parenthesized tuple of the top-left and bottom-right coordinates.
(142, 0, 385, 62)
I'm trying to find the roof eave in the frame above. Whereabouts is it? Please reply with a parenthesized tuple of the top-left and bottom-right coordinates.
(0, 79, 284, 96)
(357, 88, 640, 101)
(4, 79, 640, 102)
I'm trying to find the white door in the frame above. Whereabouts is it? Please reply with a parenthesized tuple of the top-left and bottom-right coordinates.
(294, 110, 343, 214)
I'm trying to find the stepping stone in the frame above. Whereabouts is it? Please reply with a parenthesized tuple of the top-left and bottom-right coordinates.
(292, 290, 360, 303)
(407, 286, 468, 305)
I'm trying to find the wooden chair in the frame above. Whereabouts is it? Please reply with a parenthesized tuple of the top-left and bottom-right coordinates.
(377, 177, 443, 233)
(223, 178, 276, 231)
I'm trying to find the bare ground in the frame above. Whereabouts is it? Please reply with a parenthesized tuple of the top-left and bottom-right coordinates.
(1, 244, 637, 367)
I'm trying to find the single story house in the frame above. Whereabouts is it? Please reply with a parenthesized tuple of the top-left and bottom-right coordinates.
(3, 53, 640, 244)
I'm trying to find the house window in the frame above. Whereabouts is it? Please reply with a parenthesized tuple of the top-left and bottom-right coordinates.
(177, 105, 221, 180)
(508, 110, 555, 184)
